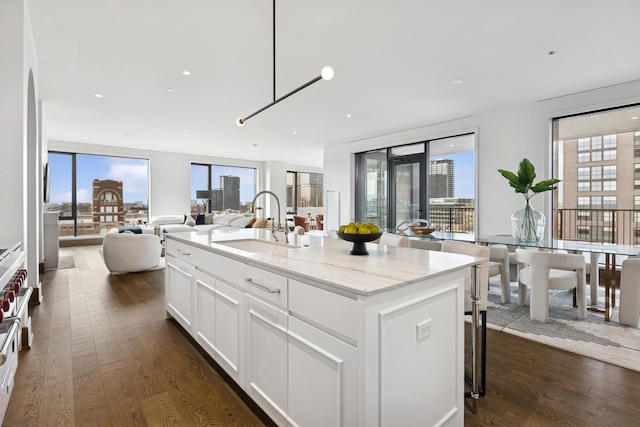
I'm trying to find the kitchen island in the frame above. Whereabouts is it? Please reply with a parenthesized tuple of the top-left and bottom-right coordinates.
(165, 228, 481, 427)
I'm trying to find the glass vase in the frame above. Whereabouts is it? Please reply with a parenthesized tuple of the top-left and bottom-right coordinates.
(511, 199, 545, 243)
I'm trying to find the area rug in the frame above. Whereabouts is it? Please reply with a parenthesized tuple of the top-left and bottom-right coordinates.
(486, 278, 640, 372)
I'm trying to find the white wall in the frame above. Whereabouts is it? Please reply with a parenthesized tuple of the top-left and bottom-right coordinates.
(0, 0, 40, 283)
(324, 80, 640, 237)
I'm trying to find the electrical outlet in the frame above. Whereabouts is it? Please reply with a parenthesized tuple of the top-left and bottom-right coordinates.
(416, 319, 432, 342)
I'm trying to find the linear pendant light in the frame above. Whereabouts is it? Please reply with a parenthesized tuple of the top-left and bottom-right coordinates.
(236, 0, 333, 126)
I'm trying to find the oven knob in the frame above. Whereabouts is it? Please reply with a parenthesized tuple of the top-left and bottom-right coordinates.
(19, 269, 27, 279)
(0, 309, 3, 323)
(4, 291, 14, 303)
(0, 299, 9, 312)
(12, 282, 20, 292)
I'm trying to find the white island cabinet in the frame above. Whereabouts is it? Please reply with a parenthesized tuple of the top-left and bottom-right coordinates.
(165, 229, 479, 427)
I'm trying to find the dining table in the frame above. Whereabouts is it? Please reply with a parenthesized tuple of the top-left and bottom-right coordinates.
(408, 231, 640, 321)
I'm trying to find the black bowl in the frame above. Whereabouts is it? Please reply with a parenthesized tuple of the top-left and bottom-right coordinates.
(336, 231, 382, 255)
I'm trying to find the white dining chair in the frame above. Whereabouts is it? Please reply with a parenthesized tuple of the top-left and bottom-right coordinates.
(619, 257, 640, 328)
(407, 239, 442, 251)
(378, 232, 409, 247)
(488, 244, 510, 303)
(515, 248, 587, 322)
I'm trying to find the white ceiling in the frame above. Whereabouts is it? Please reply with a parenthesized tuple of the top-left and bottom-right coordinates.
(27, 0, 640, 168)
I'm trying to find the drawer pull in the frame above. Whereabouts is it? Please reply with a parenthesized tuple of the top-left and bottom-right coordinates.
(245, 278, 280, 294)
(175, 248, 191, 256)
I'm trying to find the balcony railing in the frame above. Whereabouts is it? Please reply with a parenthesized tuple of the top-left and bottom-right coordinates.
(429, 207, 475, 234)
(556, 208, 640, 246)
(427, 207, 640, 246)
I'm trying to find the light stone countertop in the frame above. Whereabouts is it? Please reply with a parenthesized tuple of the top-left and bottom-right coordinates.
(165, 228, 482, 296)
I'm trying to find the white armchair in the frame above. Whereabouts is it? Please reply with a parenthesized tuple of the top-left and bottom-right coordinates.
(407, 239, 442, 251)
(102, 233, 162, 274)
(488, 244, 510, 303)
(515, 249, 587, 322)
(619, 257, 640, 328)
(378, 232, 409, 247)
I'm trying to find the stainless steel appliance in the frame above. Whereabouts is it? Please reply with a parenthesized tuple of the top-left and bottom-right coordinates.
(0, 243, 33, 423)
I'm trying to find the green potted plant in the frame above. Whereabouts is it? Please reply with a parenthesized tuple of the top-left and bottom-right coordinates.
(498, 158, 561, 243)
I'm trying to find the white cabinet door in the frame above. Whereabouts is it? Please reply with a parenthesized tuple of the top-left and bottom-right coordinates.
(194, 271, 244, 385)
(214, 279, 244, 385)
(166, 256, 194, 332)
(245, 294, 288, 426)
(287, 317, 357, 427)
(194, 271, 217, 357)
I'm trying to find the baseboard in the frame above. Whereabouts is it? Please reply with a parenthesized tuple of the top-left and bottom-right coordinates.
(60, 237, 103, 247)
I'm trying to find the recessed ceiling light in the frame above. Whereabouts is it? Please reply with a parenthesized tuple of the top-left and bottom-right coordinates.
(83, 136, 88, 140)
(632, 116, 639, 120)
(184, 134, 189, 137)
(319, 123, 324, 126)
(548, 51, 557, 55)
(167, 88, 174, 92)
(94, 94, 103, 98)
(292, 131, 297, 135)
(252, 144, 260, 150)
(182, 70, 191, 76)
(452, 79, 464, 85)
(346, 114, 352, 118)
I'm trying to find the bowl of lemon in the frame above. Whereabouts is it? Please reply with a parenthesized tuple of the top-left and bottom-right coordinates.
(336, 222, 382, 255)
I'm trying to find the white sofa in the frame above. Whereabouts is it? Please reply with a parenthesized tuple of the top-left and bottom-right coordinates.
(148, 213, 257, 234)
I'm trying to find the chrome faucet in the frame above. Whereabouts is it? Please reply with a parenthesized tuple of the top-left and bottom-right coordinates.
(250, 190, 289, 243)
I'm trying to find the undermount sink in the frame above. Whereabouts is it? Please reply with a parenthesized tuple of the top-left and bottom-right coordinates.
(215, 239, 300, 254)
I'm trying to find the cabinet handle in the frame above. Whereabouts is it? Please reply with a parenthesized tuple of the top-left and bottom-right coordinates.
(0, 319, 20, 366)
(176, 248, 190, 256)
(245, 278, 280, 294)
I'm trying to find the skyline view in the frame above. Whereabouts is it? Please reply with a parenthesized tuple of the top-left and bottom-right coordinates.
(48, 153, 149, 205)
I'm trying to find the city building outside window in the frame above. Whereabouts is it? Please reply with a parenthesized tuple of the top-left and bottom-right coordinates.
(47, 152, 149, 237)
(553, 104, 640, 244)
(286, 171, 324, 218)
(190, 164, 256, 215)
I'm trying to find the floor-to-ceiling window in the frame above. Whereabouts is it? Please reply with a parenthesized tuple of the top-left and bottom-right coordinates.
(47, 152, 149, 236)
(191, 163, 256, 214)
(552, 103, 640, 244)
(355, 133, 476, 233)
(286, 171, 324, 218)
(428, 134, 476, 234)
(355, 149, 388, 228)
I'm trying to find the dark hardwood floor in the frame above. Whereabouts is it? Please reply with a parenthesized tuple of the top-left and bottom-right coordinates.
(5, 245, 267, 426)
(5, 244, 640, 426)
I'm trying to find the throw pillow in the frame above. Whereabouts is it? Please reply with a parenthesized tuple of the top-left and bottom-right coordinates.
(204, 213, 214, 224)
(184, 215, 196, 226)
(253, 218, 268, 228)
(195, 213, 205, 225)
